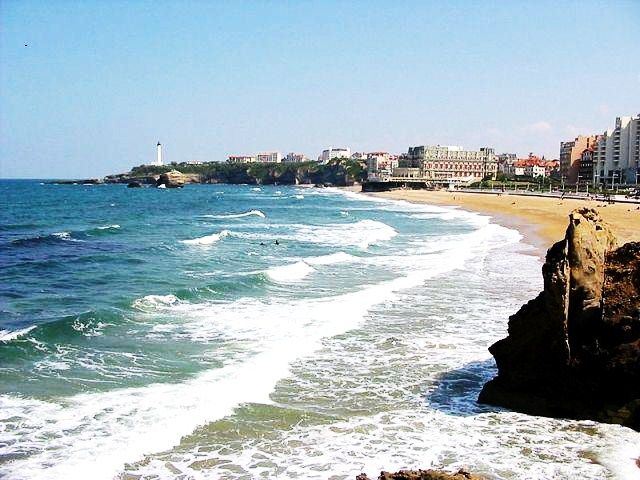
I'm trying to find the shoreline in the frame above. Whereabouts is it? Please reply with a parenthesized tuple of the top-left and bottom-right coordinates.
(345, 187, 640, 258)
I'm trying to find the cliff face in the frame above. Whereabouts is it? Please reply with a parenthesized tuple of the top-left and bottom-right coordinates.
(479, 208, 640, 430)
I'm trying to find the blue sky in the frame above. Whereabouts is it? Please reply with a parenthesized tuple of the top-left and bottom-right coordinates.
(1, 0, 639, 178)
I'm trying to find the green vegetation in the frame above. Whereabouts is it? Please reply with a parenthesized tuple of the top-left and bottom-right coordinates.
(124, 158, 368, 186)
(471, 174, 561, 191)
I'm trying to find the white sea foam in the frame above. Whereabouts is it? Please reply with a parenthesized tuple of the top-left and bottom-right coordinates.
(11, 205, 520, 474)
(132, 294, 180, 311)
(202, 210, 265, 219)
(252, 187, 261, 191)
(52, 231, 71, 240)
(5, 188, 636, 480)
(228, 219, 397, 249)
(181, 230, 230, 245)
(96, 224, 120, 230)
(0, 228, 489, 480)
(304, 252, 358, 265)
(34, 360, 70, 371)
(0, 326, 36, 342)
(287, 219, 397, 249)
(266, 261, 316, 282)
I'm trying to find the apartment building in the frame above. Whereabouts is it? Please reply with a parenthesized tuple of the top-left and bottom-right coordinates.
(578, 148, 595, 185)
(593, 115, 640, 186)
(559, 135, 598, 184)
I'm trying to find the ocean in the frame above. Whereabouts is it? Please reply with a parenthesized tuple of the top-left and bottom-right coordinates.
(0, 180, 638, 479)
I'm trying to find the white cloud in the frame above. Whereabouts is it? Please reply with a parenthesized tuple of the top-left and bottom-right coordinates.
(523, 121, 552, 134)
(598, 104, 610, 115)
(485, 127, 504, 137)
(565, 124, 585, 136)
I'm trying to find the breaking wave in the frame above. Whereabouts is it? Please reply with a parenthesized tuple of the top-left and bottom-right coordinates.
(0, 326, 37, 342)
(265, 261, 316, 282)
(202, 210, 265, 219)
(181, 230, 230, 245)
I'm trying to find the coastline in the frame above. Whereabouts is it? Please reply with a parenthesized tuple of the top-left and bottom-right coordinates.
(351, 188, 640, 257)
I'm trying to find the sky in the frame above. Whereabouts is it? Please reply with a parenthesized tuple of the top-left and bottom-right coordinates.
(1, 0, 639, 178)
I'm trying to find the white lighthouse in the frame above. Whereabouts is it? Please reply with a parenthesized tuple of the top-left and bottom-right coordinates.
(156, 141, 163, 166)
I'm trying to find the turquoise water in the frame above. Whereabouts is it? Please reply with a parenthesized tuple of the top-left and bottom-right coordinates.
(1, 180, 638, 479)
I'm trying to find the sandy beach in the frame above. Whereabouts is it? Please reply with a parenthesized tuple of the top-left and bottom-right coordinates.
(355, 188, 640, 256)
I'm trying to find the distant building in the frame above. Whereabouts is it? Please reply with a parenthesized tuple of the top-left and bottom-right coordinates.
(228, 155, 256, 164)
(397, 145, 498, 184)
(366, 152, 398, 180)
(320, 147, 351, 163)
(512, 154, 558, 178)
(559, 135, 598, 184)
(497, 153, 517, 174)
(578, 148, 595, 186)
(283, 152, 308, 163)
(593, 115, 640, 186)
(256, 151, 282, 163)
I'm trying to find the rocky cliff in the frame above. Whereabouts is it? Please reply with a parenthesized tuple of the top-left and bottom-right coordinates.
(479, 208, 640, 430)
(104, 159, 366, 187)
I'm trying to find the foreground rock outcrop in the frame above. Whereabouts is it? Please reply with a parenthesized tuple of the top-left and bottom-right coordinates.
(479, 208, 640, 430)
(356, 470, 484, 480)
(156, 170, 188, 188)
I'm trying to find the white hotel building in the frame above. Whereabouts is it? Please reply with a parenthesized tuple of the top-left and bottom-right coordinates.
(320, 147, 351, 163)
(396, 145, 498, 184)
(227, 152, 282, 164)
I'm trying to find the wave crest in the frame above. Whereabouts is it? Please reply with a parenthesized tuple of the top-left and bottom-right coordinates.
(202, 210, 265, 219)
(304, 252, 357, 265)
(266, 261, 315, 282)
(0, 326, 36, 342)
(132, 294, 180, 311)
(181, 230, 230, 245)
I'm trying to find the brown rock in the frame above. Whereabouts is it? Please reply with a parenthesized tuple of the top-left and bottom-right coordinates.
(157, 170, 186, 188)
(479, 208, 640, 430)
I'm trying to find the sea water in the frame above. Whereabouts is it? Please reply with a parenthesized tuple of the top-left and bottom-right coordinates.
(0, 180, 638, 479)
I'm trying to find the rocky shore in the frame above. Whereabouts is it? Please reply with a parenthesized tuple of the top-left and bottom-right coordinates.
(106, 159, 365, 187)
(479, 208, 640, 430)
(46, 158, 367, 188)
